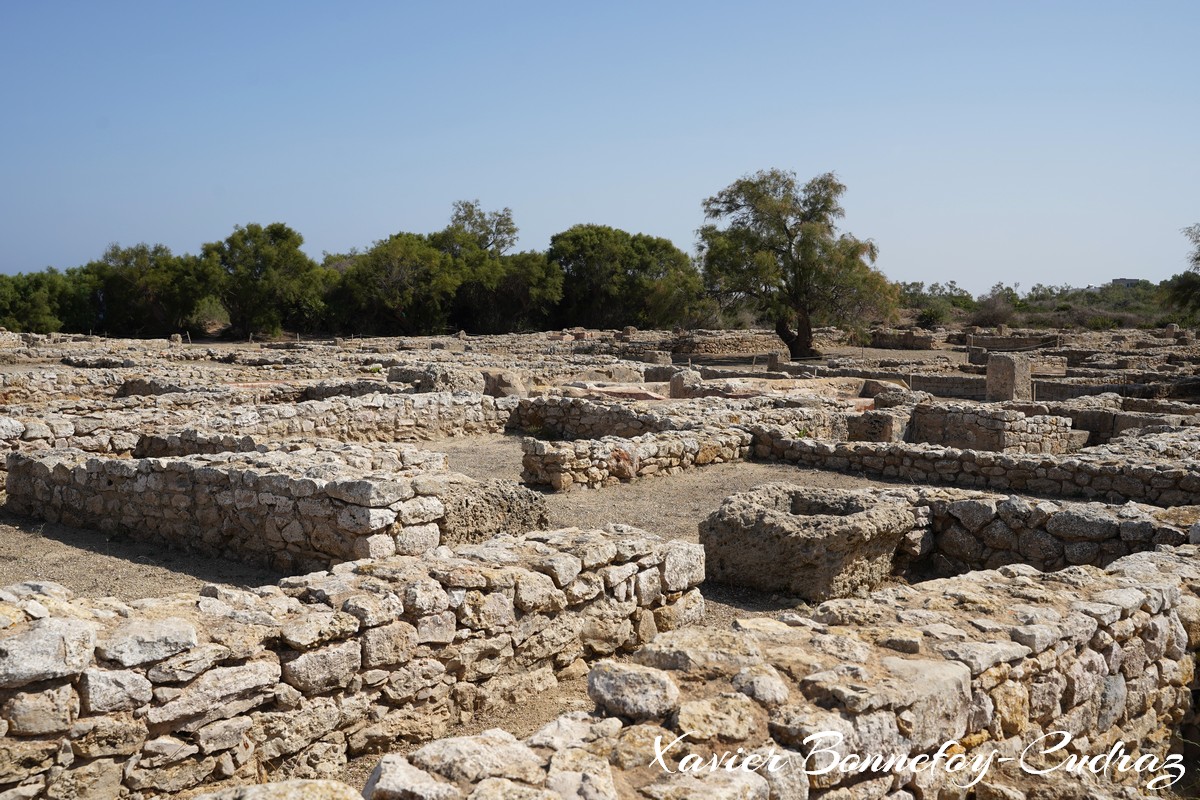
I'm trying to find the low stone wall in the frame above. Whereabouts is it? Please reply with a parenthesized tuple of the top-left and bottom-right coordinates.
(1007, 397, 1200, 446)
(968, 349, 1068, 375)
(870, 327, 935, 350)
(510, 395, 847, 442)
(0, 527, 707, 798)
(966, 332, 1061, 350)
(521, 429, 752, 491)
(909, 403, 1081, 454)
(0, 392, 515, 474)
(915, 490, 1192, 576)
(749, 426, 1200, 507)
(699, 484, 1194, 599)
(340, 545, 1200, 800)
(5, 447, 547, 573)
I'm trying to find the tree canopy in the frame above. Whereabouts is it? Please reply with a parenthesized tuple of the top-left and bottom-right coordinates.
(1165, 224, 1200, 316)
(202, 223, 328, 337)
(698, 169, 896, 357)
(549, 224, 702, 329)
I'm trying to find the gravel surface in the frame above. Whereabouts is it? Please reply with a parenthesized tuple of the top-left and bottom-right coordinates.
(0, 504, 281, 599)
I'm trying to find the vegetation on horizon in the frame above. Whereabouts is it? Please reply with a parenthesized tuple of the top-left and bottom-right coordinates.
(0, 183, 1195, 343)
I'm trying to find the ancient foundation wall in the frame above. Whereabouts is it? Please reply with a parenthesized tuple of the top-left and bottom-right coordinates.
(698, 483, 1192, 598)
(0, 392, 514, 473)
(0, 527, 707, 798)
(908, 403, 1079, 454)
(521, 429, 753, 491)
(343, 546, 1200, 800)
(748, 426, 1200, 506)
(511, 395, 847, 442)
(1007, 402, 1199, 446)
(916, 491, 1191, 576)
(870, 328, 936, 350)
(5, 447, 546, 573)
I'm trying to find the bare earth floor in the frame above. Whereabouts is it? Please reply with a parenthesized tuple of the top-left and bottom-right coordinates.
(0, 432, 911, 792)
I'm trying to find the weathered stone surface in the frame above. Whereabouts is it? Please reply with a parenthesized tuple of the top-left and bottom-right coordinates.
(97, 617, 198, 667)
(1, 684, 76, 735)
(410, 729, 544, 785)
(362, 755, 462, 799)
(587, 661, 680, 720)
(281, 640, 361, 693)
(195, 779, 364, 799)
(361, 621, 418, 669)
(0, 618, 96, 687)
(145, 660, 281, 730)
(701, 485, 914, 600)
(79, 667, 152, 712)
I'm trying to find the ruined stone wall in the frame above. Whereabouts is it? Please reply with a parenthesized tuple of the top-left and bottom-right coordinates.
(521, 429, 753, 491)
(0, 527, 707, 798)
(917, 491, 1192, 576)
(794, 365, 989, 399)
(0, 392, 515, 474)
(344, 546, 1200, 800)
(1006, 399, 1200, 446)
(749, 426, 1200, 506)
(870, 328, 936, 350)
(664, 329, 786, 355)
(5, 447, 546, 574)
(908, 403, 1079, 454)
(510, 395, 847, 441)
(0, 370, 127, 404)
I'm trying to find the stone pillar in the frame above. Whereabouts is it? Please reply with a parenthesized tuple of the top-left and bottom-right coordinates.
(766, 351, 789, 371)
(986, 354, 1032, 402)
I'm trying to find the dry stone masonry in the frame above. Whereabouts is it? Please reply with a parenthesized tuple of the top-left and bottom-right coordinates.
(262, 545, 1200, 800)
(6, 446, 548, 573)
(0, 526, 705, 798)
(3, 325, 1200, 798)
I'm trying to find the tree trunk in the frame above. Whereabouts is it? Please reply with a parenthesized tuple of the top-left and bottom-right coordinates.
(776, 312, 819, 359)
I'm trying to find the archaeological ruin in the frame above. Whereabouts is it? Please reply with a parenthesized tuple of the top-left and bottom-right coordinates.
(0, 324, 1198, 799)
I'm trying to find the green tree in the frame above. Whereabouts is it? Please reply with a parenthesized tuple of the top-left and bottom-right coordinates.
(698, 169, 897, 357)
(1166, 224, 1200, 316)
(549, 224, 701, 329)
(430, 200, 562, 333)
(0, 271, 67, 333)
(202, 223, 325, 337)
(77, 243, 221, 336)
(337, 233, 461, 334)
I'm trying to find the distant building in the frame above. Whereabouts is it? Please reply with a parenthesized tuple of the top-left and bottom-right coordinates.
(1109, 278, 1144, 288)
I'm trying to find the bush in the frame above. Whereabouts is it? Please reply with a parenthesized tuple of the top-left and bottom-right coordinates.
(969, 295, 1016, 327)
(916, 300, 950, 329)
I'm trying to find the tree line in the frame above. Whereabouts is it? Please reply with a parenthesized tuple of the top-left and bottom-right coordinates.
(3, 171, 1196, 357)
(0, 200, 715, 341)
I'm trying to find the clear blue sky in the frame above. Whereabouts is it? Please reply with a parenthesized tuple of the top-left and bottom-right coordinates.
(2, 1, 1196, 294)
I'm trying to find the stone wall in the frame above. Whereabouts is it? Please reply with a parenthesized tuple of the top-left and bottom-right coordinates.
(511, 395, 845, 440)
(698, 483, 1193, 599)
(0, 527, 707, 798)
(914, 490, 1192, 577)
(870, 328, 936, 350)
(1007, 396, 1200, 446)
(342, 545, 1200, 800)
(908, 403, 1081, 454)
(5, 447, 547, 573)
(521, 429, 753, 491)
(749, 425, 1200, 507)
(0, 392, 515, 474)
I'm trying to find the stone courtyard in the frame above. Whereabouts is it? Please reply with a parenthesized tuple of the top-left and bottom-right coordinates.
(0, 324, 1199, 799)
